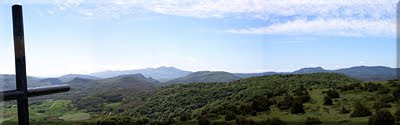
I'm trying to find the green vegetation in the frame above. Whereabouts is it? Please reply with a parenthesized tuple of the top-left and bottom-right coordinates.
(2, 73, 400, 124)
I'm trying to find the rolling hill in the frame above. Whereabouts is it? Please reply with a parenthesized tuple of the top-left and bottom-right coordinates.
(58, 74, 100, 82)
(166, 71, 241, 84)
(235, 66, 397, 81)
(128, 73, 374, 123)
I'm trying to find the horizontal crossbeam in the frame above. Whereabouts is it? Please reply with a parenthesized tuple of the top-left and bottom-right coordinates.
(0, 84, 70, 101)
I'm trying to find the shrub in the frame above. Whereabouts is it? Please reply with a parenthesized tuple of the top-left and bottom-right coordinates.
(239, 103, 253, 115)
(198, 115, 211, 125)
(290, 101, 305, 114)
(294, 85, 307, 96)
(235, 117, 255, 125)
(368, 109, 394, 125)
(225, 111, 236, 121)
(351, 102, 372, 117)
(323, 96, 333, 105)
(305, 117, 322, 125)
(325, 90, 340, 98)
(392, 88, 400, 99)
(394, 109, 400, 121)
(380, 95, 396, 103)
(363, 83, 383, 92)
(251, 95, 271, 112)
(377, 87, 390, 94)
(97, 116, 132, 125)
(339, 106, 350, 114)
(277, 95, 293, 110)
(179, 112, 191, 121)
(37, 110, 46, 113)
(295, 94, 311, 103)
(259, 117, 286, 125)
(373, 101, 391, 110)
(339, 82, 361, 91)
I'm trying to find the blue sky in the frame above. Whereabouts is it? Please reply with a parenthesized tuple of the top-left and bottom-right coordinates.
(0, 0, 397, 77)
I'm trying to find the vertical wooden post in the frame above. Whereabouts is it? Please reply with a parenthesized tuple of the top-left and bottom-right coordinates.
(12, 4, 30, 125)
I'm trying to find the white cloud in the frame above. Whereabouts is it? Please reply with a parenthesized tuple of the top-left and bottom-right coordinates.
(227, 18, 396, 37)
(4, 0, 395, 37)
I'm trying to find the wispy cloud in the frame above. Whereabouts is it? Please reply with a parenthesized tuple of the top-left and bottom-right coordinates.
(5, 0, 396, 37)
(227, 18, 395, 37)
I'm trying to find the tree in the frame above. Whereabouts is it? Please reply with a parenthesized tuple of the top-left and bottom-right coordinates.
(225, 111, 236, 121)
(97, 116, 132, 125)
(340, 106, 350, 114)
(251, 95, 271, 112)
(278, 95, 293, 110)
(259, 117, 286, 125)
(368, 109, 394, 125)
(323, 96, 333, 105)
(351, 102, 372, 117)
(197, 115, 210, 125)
(394, 109, 400, 121)
(392, 88, 400, 99)
(295, 94, 311, 103)
(325, 90, 340, 98)
(305, 117, 322, 125)
(290, 101, 305, 114)
(179, 112, 191, 121)
(373, 101, 391, 110)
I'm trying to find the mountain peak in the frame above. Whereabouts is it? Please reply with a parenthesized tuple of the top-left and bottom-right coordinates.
(156, 66, 178, 70)
(293, 67, 327, 74)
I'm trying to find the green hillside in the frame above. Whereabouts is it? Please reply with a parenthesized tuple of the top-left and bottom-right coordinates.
(166, 71, 241, 84)
(2, 73, 400, 125)
(116, 73, 399, 124)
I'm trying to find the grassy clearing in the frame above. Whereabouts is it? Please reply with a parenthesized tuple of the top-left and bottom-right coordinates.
(59, 113, 90, 121)
(0, 99, 90, 123)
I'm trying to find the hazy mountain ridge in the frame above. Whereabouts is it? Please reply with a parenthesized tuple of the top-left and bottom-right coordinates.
(235, 66, 398, 81)
(0, 66, 397, 91)
(58, 74, 100, 82)
(89, 66, 191, 82)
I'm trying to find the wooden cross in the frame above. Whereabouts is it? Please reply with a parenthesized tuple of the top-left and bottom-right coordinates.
(0, 5, 70, 125)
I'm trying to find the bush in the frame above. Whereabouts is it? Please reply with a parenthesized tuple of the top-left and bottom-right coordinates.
(380, 95, 396, 103)
(277, 95, 293, 110)
(225, 111, 236, 121)
(251, 95, 271, 112)
(323, 96, 333, 105)
(290, 101, 305, 114)
(351, 102, 372, 117)
(239, 103, 253, 115)
(97, 116, 132, 125)
(295, 94, 311, 103)
(235, 117, 255, 125)
(305, 117, 322, 125)
(325, 90, 340, 98)
(198, 115, 211, 125)
(179, 112, 191, 121)
(394, 109, 400, 121)
(368, 109, 394, 125)
(294, 85, 307, 96)
(392, 88, 400, 99)
(373, 101, 391, 110)
(339, 82, 361, 91)
(377, 87, 390, 94)
(339, 106, 350, 114)
(259, 117, 286, 125)
(363, 83, 383, 92)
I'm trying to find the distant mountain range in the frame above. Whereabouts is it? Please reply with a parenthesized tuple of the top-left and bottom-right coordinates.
(235, 66, 397, 81)
(89, 66, 191, 82)
(0, 66, 398, 91)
